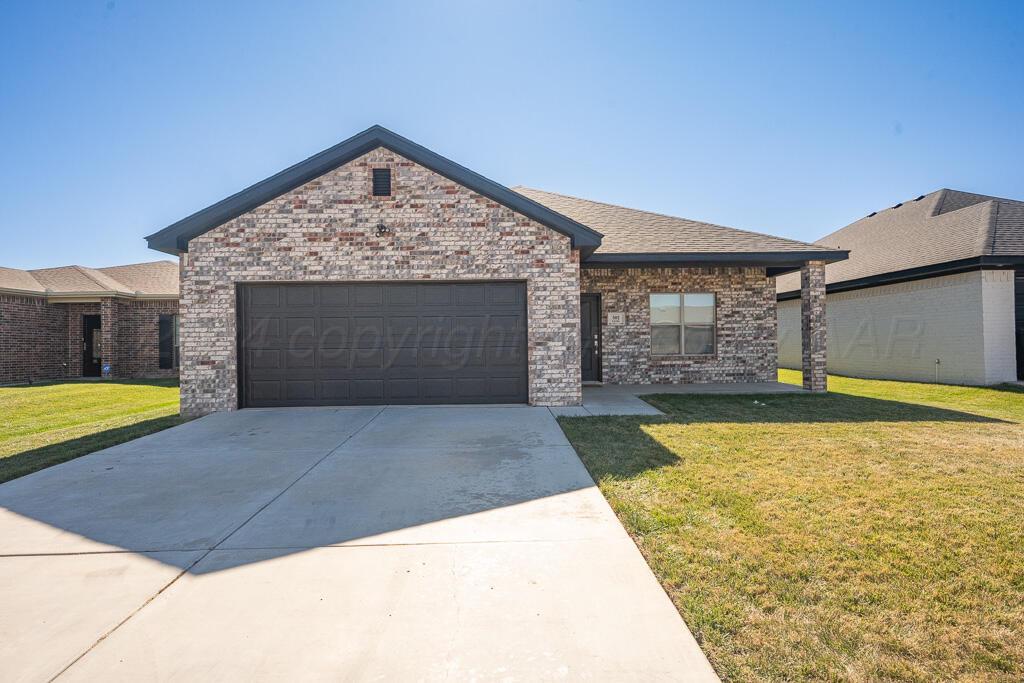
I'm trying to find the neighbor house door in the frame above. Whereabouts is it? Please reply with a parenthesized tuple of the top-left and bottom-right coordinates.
(580, 293, 602, 382)
(82, 314, 102, 377)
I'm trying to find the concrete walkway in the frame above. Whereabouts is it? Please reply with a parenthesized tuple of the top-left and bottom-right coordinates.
(0, 406, 718, 682)
(552, 381, 803, 416)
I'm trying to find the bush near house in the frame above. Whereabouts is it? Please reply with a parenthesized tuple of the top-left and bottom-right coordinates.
(559, 370, 1024, 681)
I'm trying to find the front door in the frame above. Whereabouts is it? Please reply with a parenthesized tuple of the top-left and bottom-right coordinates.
(580, 294, 601, 382)
(82, 315, 102, 377)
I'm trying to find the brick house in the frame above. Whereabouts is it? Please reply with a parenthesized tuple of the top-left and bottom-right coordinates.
(0, 261, 179, 384)
(144, 126, 846, 417)
(777, 189, 1024, 385)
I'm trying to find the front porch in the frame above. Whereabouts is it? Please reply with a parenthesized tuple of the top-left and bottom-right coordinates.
(552, 380, 803, 416)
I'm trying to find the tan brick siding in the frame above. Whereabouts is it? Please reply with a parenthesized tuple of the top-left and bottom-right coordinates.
(581, 266, 777, 384)
(180, 148, 582, 417)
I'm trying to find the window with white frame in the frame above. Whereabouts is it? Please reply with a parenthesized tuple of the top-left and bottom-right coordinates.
(650, 293, 715, 355)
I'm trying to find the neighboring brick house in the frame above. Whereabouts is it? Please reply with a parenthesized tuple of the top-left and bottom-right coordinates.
(0, 261, 180, 385)
(144, 126, 846, 417)
(777, 189, 1024, 385)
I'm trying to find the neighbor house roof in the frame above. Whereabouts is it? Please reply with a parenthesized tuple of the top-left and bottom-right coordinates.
(515, 187, 846, 267)
(776, 189, 1024, 296)
(0, 261, 178, 299)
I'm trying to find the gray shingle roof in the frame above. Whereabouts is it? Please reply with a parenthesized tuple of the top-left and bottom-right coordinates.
(514, 187, 843, 260)
(0, 261, 178, 298)
(776, 189, 1024, 294)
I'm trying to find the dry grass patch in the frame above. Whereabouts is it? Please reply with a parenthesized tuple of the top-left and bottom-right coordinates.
(559, 371, 1024, 681)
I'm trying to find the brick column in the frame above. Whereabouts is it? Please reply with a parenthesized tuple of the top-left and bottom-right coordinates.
(100, 298, 118, 377)
(800, 260, 827, 392)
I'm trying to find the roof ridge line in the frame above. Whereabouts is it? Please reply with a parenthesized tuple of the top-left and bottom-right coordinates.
(985, 199, 1000, 256)
(71, 265, 114, 291)
(517, 186, 827, 250)
(97, 259, 177, 270)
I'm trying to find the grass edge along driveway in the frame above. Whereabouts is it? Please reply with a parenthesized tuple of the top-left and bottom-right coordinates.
(558, 370, 1024, 681)
(0, 379, 184, 484)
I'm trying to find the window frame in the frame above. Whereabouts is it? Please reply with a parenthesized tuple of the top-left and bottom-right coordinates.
(649, 292, 717, 357)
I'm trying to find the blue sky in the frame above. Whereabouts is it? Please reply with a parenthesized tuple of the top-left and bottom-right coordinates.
(2, 1, 1022, 269)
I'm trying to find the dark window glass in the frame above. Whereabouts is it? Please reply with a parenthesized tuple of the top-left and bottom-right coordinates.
(372, 168, 391, 196)
(159, 314, 177, 369)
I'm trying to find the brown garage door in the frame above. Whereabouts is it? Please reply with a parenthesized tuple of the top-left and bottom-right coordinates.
(239, 282, 528, 407)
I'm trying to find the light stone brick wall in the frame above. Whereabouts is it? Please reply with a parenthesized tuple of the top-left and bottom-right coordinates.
(581, 266, 777, 384)
(778, 269, 1018, 385)
(800, 261, 827, 392)
(180, 148, 581, 417)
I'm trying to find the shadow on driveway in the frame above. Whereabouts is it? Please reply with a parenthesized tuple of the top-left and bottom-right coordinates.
(0, 406, 597, 574)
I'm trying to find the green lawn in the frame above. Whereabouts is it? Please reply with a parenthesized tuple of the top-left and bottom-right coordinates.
(0, 379, 184, 484)
(559, 370, 1024, 681)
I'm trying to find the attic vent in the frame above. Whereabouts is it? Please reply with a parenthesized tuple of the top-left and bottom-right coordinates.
(372, 168, 392, 197)
(914, 195, 925, 201)
(867, 212, 877, 217)
(891, 202, 903, 209)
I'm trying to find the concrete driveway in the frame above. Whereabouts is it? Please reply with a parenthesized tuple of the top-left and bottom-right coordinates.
(0, 405, 717, 682)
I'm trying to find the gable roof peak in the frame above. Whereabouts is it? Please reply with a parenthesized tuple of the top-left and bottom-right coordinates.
(146, 126, 602, 256)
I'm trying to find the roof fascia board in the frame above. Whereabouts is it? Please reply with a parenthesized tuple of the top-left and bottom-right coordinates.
(145, 126, 603, 255)
(776, 256, 1024, 300)
(583, 250, 849, 267)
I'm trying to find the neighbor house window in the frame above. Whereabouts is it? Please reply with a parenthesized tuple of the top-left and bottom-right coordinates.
(650, 293, 715, 355)
(159, 314, 179, 369)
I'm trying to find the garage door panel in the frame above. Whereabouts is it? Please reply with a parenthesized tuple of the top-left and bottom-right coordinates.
(353, 287, 384, 307)
(351, 318, 384, 347)
(319, 318, 350, 348)
(285, 318, 317, 347)
(351, 380, 384, 400)
(249, 287, 281, 307)
(284, 286, 316, 306)
(387, 285, 419, 306)
(319, 286, 350, 306)
(453, 284, 486, 306)
(487, 283, 522, 305)
(421, 287, 453, 306)
(352, 349, 384, 369)
(241, 282, 527, 407)
(249, 349, 282, 370)
(285, 380, 316, 401)
(285, 348, 316, 369)
(388, 348, 419, 368)
(320, 380, 350, 400)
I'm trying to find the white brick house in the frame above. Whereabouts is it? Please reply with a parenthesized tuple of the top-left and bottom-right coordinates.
(778, 189, 1024, 385)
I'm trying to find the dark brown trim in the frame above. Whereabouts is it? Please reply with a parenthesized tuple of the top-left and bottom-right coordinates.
(776, 255, 1024, 301)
